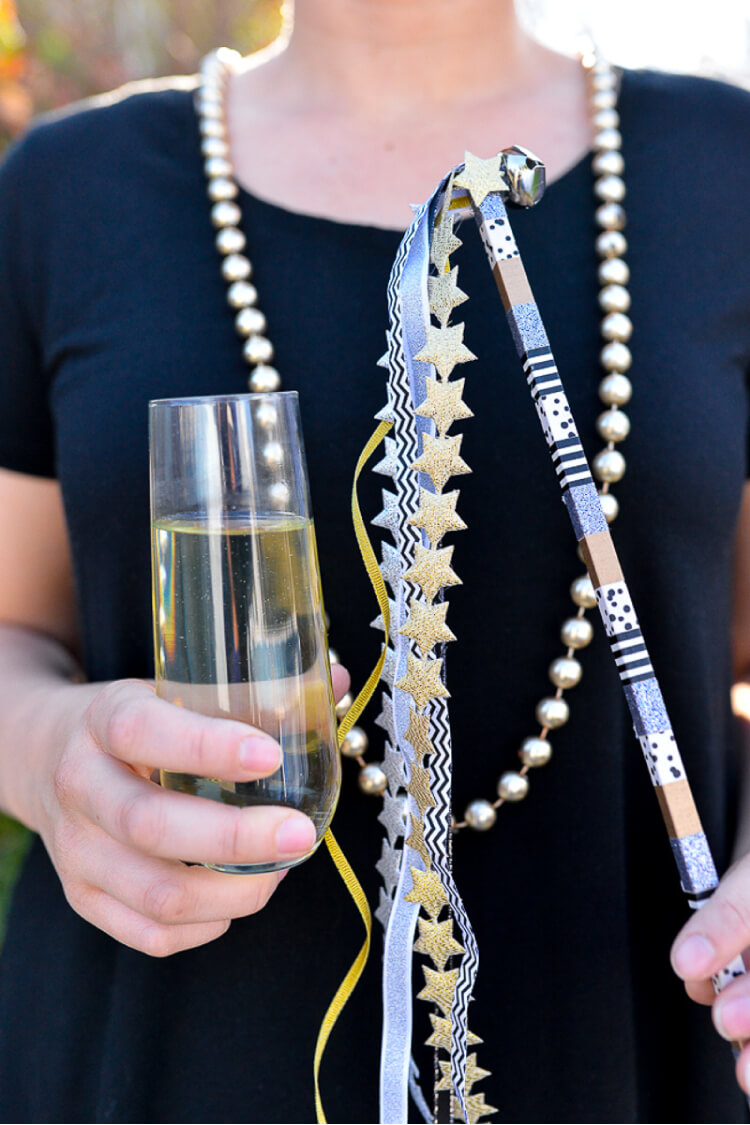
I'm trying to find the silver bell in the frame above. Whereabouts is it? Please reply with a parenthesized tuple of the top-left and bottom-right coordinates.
(501, 145, 546, 208)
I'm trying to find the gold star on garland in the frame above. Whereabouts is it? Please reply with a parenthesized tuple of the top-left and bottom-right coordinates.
(405, 709, 435, 765)
(416, 377, 474, 438)
(417, 966, 458, 1016)
(403, 543, 461, 604)
(414, 323, 476, 380)
(454, 150, 509, 208)
(428, 266, 468, 326)
(451, 1091, 498, 1123)
(431, 211, 462, 274)
(399, 598, 456, 655)
(396, 651, 450, 711)
(408, 488, 467, 545)
(411, 433, 471, 493)
(426, 1014, 484, 1053)
(436, 1055, 491, 1093)
(414, 917, 465, 971)
(405, 812, 431, 868)
(407, 760, 437, 818)
(404, 865, 447, 919)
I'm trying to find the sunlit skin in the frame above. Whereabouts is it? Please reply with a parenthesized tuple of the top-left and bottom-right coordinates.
(0, 0, 749, 1096)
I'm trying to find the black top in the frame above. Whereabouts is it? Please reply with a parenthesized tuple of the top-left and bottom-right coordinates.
(0, 67, 748, 1124)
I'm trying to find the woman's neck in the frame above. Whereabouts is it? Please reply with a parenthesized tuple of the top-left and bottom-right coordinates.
(247, 0, 548, 119)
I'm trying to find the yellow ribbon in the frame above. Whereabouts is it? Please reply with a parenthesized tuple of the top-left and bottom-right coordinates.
(314, 419, 394, 1124)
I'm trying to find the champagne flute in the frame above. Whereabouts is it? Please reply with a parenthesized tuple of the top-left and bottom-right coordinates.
(149, 392, 341, 874)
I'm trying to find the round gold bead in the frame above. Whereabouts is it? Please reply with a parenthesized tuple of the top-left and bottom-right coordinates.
(243, 335, 274, 365)
(341, 726, 368, 758)
(592, 71, 617, 91)
(207, 177, 238, 203)
(592, 88, 617, 110)
(549, 656, 582, 689)
(254, 400, 278, 429)
(221, 253, 252, 283)
(262, 441, 284, 469)
(599, 284, 631, 314)
(248, 364, 282, 393)
(593, 448, 626, 483)
(594, 128, 622, 152)
(592, 149, 624, 178)
(576, 541, 586, 563)
(464, 799, 496, 831)
(594, 175, 625, 204)
(598, 490, 619, 523)
(595, 202, 626, 231)
(227, 280, 258, 309)
(593, 107, 619, 131)
(520, 736, 553, 768)
(601, 312, 632, 342)
(328, 647, 340, 665)
(561, 617, 594, 649)
(215, 227, 246, 255)
(211, 200, 242, 228)
(235, 307, 266, 337)
(599, 372, 632, 405)
(358, 763, 387, 796)
(570, 574, 597, 609)
(598, 257, 629, 286)
(600, 341, 632, 373)
(199, 117, 225, 138)
(335, 691, 353, 720)
(596, 408, 630, 443)
(268, 481, 291, 509)
(535, 697, 570, 729)
(497, 771, 529, 801)
(202, 137, 229, 159)
(596, 230, 627, 259)
(204, 155, 232, 179)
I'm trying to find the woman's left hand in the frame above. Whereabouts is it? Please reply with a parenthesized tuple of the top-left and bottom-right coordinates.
(671, 855, 750, 1093)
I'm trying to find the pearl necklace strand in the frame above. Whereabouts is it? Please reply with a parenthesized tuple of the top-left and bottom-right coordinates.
(195, 47, 633, 832)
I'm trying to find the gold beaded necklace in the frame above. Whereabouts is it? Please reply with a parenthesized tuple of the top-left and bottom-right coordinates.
(195, 47, 632, 834)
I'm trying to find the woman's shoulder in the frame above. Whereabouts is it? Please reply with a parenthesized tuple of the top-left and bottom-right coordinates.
(0, 76, 199, 198)
(622, 66, 750, 145)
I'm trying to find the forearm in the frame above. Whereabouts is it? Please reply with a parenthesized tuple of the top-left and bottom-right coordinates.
(0, 623, 96, 831)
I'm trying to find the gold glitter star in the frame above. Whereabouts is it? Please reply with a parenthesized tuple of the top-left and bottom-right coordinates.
(403, 544, 461, 605)
(416, 377, 474, 438)
(411, 433, 471, 493)
(443, 1055, 491, 1094)
(431, 211, 462, 274)
(405, 812, 431, 868)
(454, 150, 509, 208)
(426, 1015, 484, 1053)
(399, 598, 456, 656)
(428, 266, 468, 326)
(414, 323, 476, 380)
(417, 966, 458, 1016)
(407, 761, 437, 818)
(451, 1091, 498, 1123)
(404, 865, 447, 919)
(414, 917, 465, 971)
(408, 488, 467, 545)
(405, 709, 435, 765)
(397, 651, 449, 711)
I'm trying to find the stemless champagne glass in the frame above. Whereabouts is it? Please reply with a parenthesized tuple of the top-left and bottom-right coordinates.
(149, 392, 341, 874)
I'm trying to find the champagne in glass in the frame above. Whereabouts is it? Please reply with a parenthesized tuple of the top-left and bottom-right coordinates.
(149, 392, 341, 874)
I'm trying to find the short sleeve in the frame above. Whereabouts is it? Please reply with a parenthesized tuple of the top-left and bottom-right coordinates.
(0, 129, 56, 478)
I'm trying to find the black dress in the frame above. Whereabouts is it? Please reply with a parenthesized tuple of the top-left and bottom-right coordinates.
(0, 67, 748, 1124)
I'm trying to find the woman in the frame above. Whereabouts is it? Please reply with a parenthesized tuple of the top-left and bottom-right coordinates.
(0, 0, 748, 1120)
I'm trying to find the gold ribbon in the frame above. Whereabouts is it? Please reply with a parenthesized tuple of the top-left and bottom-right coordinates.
(313, 418, 394, 1124)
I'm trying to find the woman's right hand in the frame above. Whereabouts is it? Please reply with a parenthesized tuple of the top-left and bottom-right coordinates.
(33, 668, 350, 957)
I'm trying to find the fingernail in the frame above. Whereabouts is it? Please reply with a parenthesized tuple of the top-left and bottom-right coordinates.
(239, 736, 281, 772)
(275, 816, 316, 857)
(716, 997, 750, 1041)
(672, 934, 716, 977)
